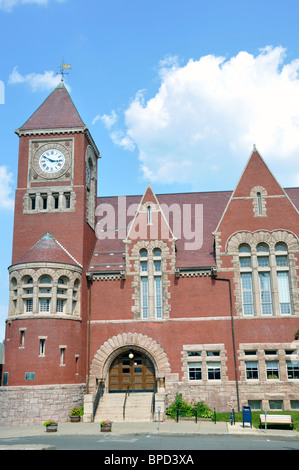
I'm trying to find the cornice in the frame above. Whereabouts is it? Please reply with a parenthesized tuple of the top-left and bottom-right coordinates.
(15, 126, 101, 159)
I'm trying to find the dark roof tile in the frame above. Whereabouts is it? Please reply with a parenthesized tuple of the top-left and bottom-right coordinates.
(17, 81, 85, 132)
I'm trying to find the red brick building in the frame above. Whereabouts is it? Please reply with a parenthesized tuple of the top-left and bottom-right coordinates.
(1, 81, 299, 425)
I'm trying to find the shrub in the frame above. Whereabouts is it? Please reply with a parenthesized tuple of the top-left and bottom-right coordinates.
(166, 393, 213, 419)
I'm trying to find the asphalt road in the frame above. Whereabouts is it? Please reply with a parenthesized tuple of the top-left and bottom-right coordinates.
(1, 434, 299, 452)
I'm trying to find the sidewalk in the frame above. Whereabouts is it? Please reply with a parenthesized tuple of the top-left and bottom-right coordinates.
(0, 419, 298, 440)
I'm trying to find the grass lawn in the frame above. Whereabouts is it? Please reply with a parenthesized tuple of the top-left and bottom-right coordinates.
(215, 410, 299, 431)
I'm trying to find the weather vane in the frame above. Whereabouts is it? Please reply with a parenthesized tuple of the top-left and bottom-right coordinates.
(57, 59, 72, 81)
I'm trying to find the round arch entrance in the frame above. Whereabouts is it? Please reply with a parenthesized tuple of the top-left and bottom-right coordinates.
(88, 333, 171, 395)
(109, 348, 155, 392)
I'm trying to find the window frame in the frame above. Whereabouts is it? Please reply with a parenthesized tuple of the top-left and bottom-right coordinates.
(188, 362, 202, 381)
(235, 235, 295, 318)
(245, 361, 259, 380)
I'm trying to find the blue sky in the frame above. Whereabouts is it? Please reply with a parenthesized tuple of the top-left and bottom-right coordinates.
(1, 0, 299, 340)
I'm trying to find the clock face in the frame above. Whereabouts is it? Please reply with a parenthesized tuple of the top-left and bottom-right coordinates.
(39, 149, 65, 174)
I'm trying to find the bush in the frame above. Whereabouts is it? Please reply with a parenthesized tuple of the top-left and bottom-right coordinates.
(166, 393, 213, 419)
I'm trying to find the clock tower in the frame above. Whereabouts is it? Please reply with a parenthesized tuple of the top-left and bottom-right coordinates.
(12, 80, 100, 265)
(3, 80, 100, 403)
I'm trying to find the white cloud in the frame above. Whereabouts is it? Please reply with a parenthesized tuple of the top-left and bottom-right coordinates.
(93, 110, 135, 151)
(8, 66, 69, 92)
(0, 0, 64, 13)
(93, 110, 118, 128)
(110, 130, 135, 152)
(0, 166, 14, 210)
(111, 46, 299, 188)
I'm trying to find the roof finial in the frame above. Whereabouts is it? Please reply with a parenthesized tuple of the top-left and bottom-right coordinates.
(41, 231, 55, 240)
(57, 58, 72, 81)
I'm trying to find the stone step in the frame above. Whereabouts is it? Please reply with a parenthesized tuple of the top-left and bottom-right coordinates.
(95, 392, 153, 422)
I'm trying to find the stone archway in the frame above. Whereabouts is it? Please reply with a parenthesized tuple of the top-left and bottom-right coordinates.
(88, 332, 171, 394)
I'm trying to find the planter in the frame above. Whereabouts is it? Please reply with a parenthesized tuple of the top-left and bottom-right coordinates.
(70, 415, 81, 423)
(46, 423, 58, 433)
(101, 424, 112, 432)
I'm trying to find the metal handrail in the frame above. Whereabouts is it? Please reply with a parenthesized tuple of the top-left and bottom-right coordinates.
(151, 379, 157, 421)
(93, 380, 105, 421)
(151, 389, 155, 421)
(123, 385, 130, 420)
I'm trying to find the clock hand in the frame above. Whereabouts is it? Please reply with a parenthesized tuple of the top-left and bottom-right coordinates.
(43, 157, 63, 163)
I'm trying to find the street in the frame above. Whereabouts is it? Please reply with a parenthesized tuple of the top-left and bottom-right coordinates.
(1, 434, 299, 452)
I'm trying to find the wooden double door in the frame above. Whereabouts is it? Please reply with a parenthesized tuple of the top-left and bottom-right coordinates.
(109, 351, 155, 392)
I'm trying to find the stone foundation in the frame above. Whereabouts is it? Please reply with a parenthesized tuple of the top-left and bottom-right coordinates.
(165, 377, 299, 413)
(0, 383, 86, 426)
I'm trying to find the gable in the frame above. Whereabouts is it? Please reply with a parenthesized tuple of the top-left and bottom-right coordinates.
(88, 190, 232, 273)
(215, 148, 299, 250)
(233, 148, 285, 197)
(126, 183, 174, 244)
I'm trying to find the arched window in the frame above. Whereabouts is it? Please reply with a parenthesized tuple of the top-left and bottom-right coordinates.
(140, 249, 149, 319)
(235, 235, 294, 317)
(153, 248, 162, 318)
(10, 277, 18, 314)
(239, 244, 254, 315)
(256, 243, 272, 316)
(86, 146, 96, 229)
(72, 279, 80, 314)
(57, 276, 68, 313)
(138, 246, 164, 320)
(22, 276, 34, 313)
(250, 186, 267, 216)
(257, 192, 262, 215)
(147, 206, 152, 224)
(9, 269, 82, 318)
(38, 276, 52, 313)
(275, 242, 291, 314)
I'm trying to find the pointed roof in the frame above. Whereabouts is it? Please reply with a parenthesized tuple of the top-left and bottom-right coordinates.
(11, 231, 82, 268)
(233, 146, 285, 198)
(125, 182, 175, 243)
(215, 146, 299, 235)
(16, 80, 85, 133)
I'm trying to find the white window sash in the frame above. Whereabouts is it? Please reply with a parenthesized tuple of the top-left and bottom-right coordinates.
(141, 276, 148, 319)
(277, 271, 291, 314)
(154, 275, 162, 319)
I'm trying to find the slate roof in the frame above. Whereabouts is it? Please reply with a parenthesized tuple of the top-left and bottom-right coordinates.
(88, 190, 232, 272)
(88, 187, 299, 274)
(17, 81, 85, 132)
(285, 187, 299, 212)
(9, 188, 299, 273)
(12, 232, 82, 268)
